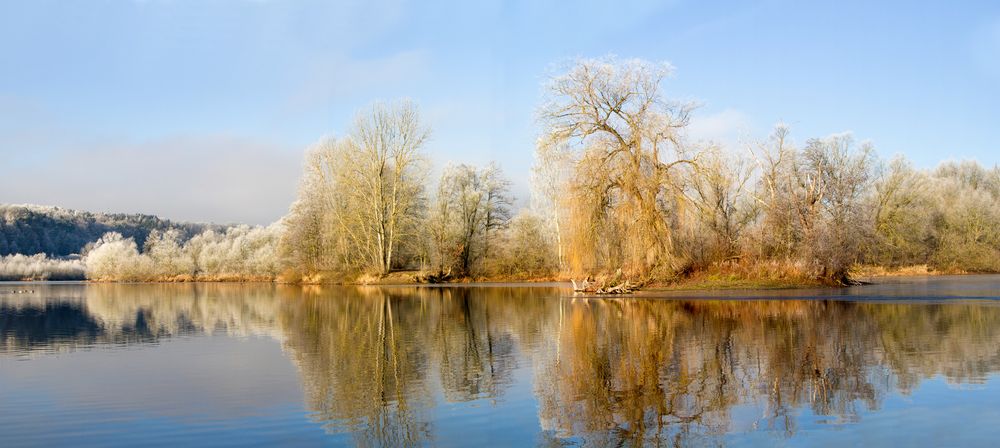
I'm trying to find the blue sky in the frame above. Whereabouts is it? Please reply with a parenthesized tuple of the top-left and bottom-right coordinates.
(1, 0, 998, 224)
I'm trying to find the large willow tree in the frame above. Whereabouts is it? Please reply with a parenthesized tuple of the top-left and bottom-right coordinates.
(538, 57, 697, 276)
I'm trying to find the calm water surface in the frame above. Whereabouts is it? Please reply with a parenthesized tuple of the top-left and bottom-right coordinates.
(2, 276, 1000, 447)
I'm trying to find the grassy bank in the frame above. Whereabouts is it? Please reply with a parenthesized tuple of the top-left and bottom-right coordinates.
(643, 261, 827, 291)
(850, 264, 961, 277)
(277, 260, 831, 289)
(8, 262, 994, 291)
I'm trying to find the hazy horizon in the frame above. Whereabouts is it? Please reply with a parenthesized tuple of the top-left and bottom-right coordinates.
(3, 0, 998, 225)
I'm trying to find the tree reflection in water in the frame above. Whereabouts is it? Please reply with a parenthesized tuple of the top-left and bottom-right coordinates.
(3, 283, 1000, 446)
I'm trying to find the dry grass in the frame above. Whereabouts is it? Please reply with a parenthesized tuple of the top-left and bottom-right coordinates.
(277, 270, 357, 285)
(852, 264, 932, 277)
(648, 259, 825, 290)
(360, 270, 560, 285)
(850, 264, 973, 278)
(115, 261, 968, 290)
(88, 274, 278, 283)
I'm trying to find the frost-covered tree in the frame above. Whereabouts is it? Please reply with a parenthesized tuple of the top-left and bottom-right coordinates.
(0, 253, 85, 281)
(85, 232, 153, 281)
(531, 138, 575, 271)
(748, 128, 877, 283)
(281, 100, 430, 276)
(82, 224, 282, 282)
(923, 162, 1000, 272)
(0, 204, 213, 257)
(486, 211, 558, 278)
(429, 163, 513, 276)
(145, 229, 194, 277)
(683, 144, 757, 263)
(870, 157, 933, 266)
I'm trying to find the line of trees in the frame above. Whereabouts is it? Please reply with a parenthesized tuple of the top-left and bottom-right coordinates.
(84, 225, 282, 281)
(0, 253, 85, 281)
(279, 101, 554, 282)
(529, 57, 999, 284)
(0, 204, 215, 257)
(1, 56, 996, 283)
(276, 62, 998, 284)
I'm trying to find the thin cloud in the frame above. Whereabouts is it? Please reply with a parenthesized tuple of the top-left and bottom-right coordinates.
(0, 134, 302, 225)
(687, 108, 753, 147)
(283, 49, 431, 113)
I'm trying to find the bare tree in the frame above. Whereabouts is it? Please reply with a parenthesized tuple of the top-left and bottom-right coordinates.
(870, 156, 931, 265)
(531, 138, 574, 271)
(280, 138, 347, 273)
(283, 100, 430, 276)
(799, 134, 877, 282)
(431, 163, 513, 276)
(340, 101, 429, 274)
(685, 144, 757, 262)
(749, 127, 876, 283)
(747, 124, 798, 258)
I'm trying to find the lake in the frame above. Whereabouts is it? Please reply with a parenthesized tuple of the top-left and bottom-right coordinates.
(2, 276, 1000, 447)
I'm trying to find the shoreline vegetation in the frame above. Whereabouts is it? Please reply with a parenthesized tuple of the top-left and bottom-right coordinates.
(2, 57, 999, 290)
(0, 252, 965, 286)
(0, 257, 991, 291)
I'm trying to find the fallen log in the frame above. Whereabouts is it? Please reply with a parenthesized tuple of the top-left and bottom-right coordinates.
(595, 281, 636, 295)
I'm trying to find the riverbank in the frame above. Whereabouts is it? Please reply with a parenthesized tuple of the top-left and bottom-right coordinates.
(5, 264, 994, 292)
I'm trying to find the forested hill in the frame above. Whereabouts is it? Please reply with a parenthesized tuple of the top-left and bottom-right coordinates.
(0, 204, 217, 257)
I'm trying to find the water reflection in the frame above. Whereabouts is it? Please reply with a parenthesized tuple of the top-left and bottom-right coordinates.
(278, 287, 559, 446)
(2, 279, 1000, 446)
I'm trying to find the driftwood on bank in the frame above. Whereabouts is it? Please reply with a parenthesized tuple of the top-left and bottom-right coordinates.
(571, 272, 638, 295)
(595, 281, 636, 294)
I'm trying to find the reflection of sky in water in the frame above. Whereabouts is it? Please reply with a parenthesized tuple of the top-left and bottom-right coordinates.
(0, 337, 338, 446)
(0, 277, 999, 446)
